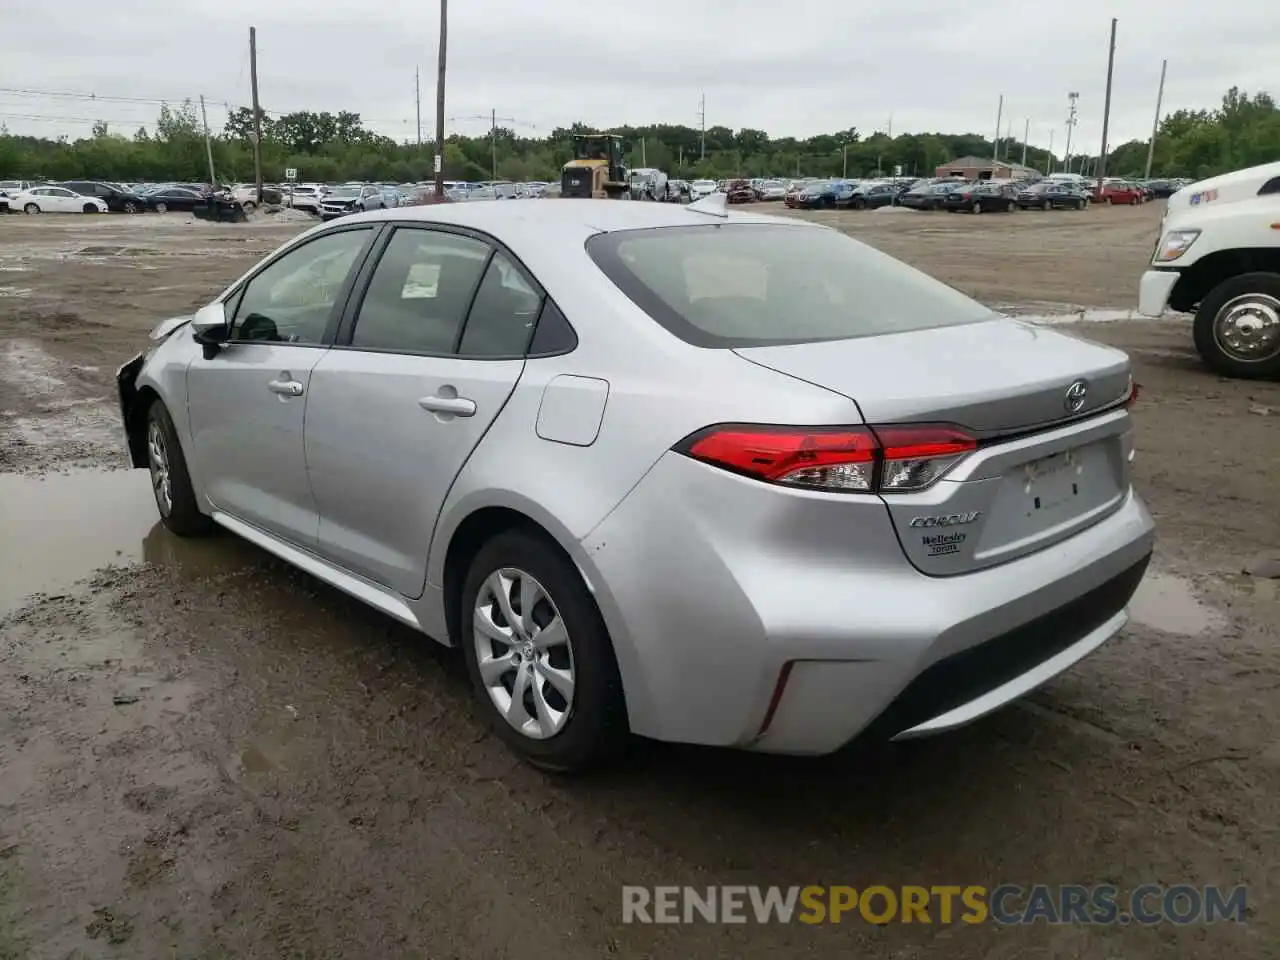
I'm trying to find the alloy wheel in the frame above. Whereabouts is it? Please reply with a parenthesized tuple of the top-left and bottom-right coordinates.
(473, 567, 576, 740)
(1213, 293, 1280, 363)
(147, 420, 173, 516)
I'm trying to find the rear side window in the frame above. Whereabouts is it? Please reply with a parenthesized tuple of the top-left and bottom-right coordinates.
(458, 253, 543, 357)
(586, 223, 995, 348)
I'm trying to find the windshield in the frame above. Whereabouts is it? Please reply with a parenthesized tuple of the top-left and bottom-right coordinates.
(586, 223, 995, 348)
(692, 180, 716, 189)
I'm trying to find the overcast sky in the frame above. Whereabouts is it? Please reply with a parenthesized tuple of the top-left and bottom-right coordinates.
(1, 0, 1273, 156)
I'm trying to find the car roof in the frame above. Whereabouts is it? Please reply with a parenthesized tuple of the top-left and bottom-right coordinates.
(341, 197, 803, 241)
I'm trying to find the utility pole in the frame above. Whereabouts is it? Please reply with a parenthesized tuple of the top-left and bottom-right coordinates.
(887, 113, 893, 139)
(415, 67, 422, 146)
(698, 93, 706, 160)
(249, 26, 263, 202)
(1048, 129, 1055, 173)
(842, 143, 848, 178)
(992, 95, 1003, 162)
(1097, 18, 1118, 183)
(1063, 91, 1079, 173)
(198, 95, 217, 187)
(490, 108, 497, 180)
(434, 0, 448, 196)
(1021, 118, 1029, 166)
(1144, 58, 1167, 179)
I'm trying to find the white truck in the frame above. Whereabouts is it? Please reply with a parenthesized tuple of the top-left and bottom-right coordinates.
(1137, 159, 1280, 378)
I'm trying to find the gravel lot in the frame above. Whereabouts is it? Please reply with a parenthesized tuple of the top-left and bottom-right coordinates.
(1, 205, 1278, 959)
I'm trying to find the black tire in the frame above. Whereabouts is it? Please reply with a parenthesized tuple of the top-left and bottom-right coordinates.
(23, 203, 39, 215)
(145, 401, 214, 536)
(459, 529, 628, 773)
(971, 201, 982, 214)
(154, 202, 168, 214)
(1192, 272, 1280, 380)
(82, 203, 96, 214)
(852, 199, 866, 210)
(242, 200, 256, 214)
(1042, 201, 1050, 211)
(123, 201, 138, 214)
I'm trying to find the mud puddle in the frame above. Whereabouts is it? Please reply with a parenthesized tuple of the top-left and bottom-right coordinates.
(0, 469, 260, 614)
(1128, 570, 1227, 635)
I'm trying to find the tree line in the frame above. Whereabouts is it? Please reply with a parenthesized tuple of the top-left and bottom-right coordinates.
(1, 87, 1275, 186)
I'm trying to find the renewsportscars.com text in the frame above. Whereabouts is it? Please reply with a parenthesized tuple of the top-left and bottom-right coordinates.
(622, 884, 1247, 925)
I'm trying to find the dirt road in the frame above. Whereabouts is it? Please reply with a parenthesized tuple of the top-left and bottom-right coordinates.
(1, 206, 1278, 959)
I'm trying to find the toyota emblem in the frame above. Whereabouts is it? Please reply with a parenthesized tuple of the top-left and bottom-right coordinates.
(1064, 379, 1088, 413)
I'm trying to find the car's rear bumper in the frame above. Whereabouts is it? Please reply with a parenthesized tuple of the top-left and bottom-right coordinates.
(580, 452, 1155, 754)
(1138, 268, 1180, 317)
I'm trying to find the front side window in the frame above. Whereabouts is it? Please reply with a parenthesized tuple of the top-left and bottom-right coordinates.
(587, 223, 995, 348)
(231, 228, 371, 345)
(349, 228, 491, 354)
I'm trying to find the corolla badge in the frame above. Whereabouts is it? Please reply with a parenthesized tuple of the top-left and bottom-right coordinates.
(1064, 379, 1088, 413)
(909, 512, 981, 529)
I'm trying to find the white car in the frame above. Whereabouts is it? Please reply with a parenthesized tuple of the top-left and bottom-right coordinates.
(689, 179, 718, 201)
(11, 186, 108, 214)
(286, 184, 326, 215)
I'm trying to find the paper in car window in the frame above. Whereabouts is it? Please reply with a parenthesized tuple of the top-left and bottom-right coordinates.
(402, 263, 441, 299)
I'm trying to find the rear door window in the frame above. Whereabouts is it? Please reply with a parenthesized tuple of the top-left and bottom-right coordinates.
(348, 228, 491, 354)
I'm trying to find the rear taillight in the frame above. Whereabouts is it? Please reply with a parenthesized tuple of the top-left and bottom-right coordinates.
(675, 423, 977, 494)
(1126, 377, 1141, 406)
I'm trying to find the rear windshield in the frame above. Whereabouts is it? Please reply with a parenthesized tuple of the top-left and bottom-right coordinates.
(586, 223, 995, 348)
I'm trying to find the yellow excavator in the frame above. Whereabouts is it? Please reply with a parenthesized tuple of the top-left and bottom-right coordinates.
(560, 133, 630, 199)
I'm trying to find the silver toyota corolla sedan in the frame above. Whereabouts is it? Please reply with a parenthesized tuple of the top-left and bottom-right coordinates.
(117, 197, 1154, 771)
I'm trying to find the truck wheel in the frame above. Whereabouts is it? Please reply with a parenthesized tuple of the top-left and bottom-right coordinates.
(1193, 273, 1280, 379)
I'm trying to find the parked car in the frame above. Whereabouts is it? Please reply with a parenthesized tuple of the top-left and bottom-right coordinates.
(287, 184, 327, 214)
(897, 181, 964, 211)
(755, 180, 788, 201)
(725, 180, 756, 204)
(1094, 181, 1145, 205)
(1016, 182, 1090, 210)
(0, 180, 38, 213)
(56, 180, 149, 213)
(688, 179, 718, 201)
(942, 182, 1020, 214)
(1143, 180, 1180, 199)
(229, 184, 284, 210)
(319, 185, 386, 220)
(10, 185, 108, 214)
(792, 180, 856, 209)
(848, 181, 900, 210)
(116, 199, 1153, 771)
(145, 187, 208, 213)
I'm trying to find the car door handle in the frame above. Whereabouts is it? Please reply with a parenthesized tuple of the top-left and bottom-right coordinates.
(268, 379, 304, 397)
(418, 394, 476, 417)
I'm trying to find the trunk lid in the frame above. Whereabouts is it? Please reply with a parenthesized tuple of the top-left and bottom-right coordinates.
(734, 319, 1135, 575)
(734, 319, 1130, 434)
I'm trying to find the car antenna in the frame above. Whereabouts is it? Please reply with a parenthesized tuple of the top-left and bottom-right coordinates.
(687, 192, 728, 218)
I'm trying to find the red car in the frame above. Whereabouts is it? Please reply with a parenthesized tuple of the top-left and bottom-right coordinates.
(1094, 181, 1144, 205)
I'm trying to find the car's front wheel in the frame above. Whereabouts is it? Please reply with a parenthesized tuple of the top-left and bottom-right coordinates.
(82, 203, 97, 214)
(154, 202, 168, 214)
(146, 401, 214, 536)
(23, 203, 40, 215)
(460, 529, 628, 773)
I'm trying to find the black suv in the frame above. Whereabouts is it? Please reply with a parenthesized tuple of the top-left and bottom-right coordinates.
(56, 181, 148, 213)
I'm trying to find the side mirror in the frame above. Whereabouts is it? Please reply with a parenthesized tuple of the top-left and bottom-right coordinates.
(191, 302, 230, 358)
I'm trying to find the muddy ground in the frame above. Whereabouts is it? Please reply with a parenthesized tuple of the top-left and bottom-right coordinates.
(1, 205, 1278, 959)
